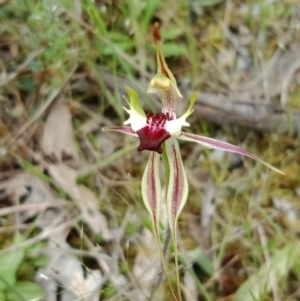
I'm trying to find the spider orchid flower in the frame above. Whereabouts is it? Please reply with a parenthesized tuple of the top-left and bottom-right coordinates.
(103, 23, 284, 240)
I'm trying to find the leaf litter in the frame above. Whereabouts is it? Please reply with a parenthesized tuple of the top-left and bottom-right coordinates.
(0, 99, 114, 299)
(47, 163, 112, 240)
(0, 172, 60, 226)
(36, 229, 103, 301)
(41, 102, 81, 166)
(1, 0, 300, 300)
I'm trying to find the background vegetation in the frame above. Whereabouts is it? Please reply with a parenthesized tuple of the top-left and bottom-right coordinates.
(0, 0, 300, 300)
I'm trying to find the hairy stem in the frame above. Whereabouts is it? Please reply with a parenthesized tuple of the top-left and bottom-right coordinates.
(162, 226, 172, 258)
(152, 223, 178, 301)
(173, 226, 182, 301)
(149, 226, 172, 300)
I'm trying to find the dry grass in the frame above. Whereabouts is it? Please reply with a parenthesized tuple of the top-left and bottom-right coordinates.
(0, 0, 300, 300)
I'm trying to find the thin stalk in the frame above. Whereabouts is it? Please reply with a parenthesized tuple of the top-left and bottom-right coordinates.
(162, 226, 172, 258)
(153, 222, 178, 301)
(151, 226, 172, 298)
(172, 226, 182, 301)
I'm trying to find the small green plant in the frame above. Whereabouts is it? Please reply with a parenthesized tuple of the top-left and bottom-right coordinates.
(0, 234, 44, 301)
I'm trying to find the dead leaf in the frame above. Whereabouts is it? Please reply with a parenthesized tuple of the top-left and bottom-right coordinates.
(42, 103, 80, 165)
(1, 172, 59, 227)
(132, 228, 161, 299)
(48, 163, 112, 240)
(37, 231, 102, 301)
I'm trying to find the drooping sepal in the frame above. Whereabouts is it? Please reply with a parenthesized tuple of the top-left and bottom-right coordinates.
(178, 132, 285, 175)
(141, 152, 161, 228)
(165, 138, 189, 233)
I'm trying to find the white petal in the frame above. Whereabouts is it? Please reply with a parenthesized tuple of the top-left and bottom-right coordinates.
(165, 119, 187, 137)
(124, 110, 147, 132)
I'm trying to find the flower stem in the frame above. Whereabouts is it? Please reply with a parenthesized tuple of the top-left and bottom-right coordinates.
(172, 226, 182, 301)
(153, 222, 178, 301)
(149, 226, 172, 301)
(162, 226, 172, 258)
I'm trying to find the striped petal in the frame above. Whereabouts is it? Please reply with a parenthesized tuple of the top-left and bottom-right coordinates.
(179, 132, 285, 175)
(165, 138, 189, 233)
(142, 152, 161, 228)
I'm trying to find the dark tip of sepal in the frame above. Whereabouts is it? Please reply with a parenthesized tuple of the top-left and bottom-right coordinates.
(152, 21, 161, 43)
(151, 16, 162, 25)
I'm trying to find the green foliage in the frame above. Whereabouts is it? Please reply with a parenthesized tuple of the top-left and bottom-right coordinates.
(160, 43, 188, 58)
(188, 247, 214, 276)
(193, 0, 224, 7)
(234, 243, 298, 301)
(125, 221, 140, 235)
(81, 0, 107, 35)
(1, 0, 298, 300)
(179, 254, 213, 301)
(6, 282, 44, 301)
(0, 234, 25, 291)
(0, 234, 44, 301)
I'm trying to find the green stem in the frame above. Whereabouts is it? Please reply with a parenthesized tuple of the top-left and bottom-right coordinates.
(149, 227, 171, 301)
(0, 275, 27, 301)
(162, 226, 172, 258)
(173, 226, 182, 301)
(150, 225, 172, 300)
(153, 222, 178, 301)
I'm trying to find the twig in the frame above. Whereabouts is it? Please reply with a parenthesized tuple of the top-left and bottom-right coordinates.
(0, 201, 68, 217)
(100, 70, 300, 134)
(73, 224, 137, 300)
(257, 49, 271, 104)
(204, 255, 239, 289)
(0, 224, 31, 233)
(194, 93, 300, 134)
(284, 287, 300, 301)
(280, 56, 300, 108)
(0, 219, 75, 256)
(0, 47, 45, 87)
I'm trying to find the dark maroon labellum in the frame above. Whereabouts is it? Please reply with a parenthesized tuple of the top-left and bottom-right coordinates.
(136, 112, 171, 154)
